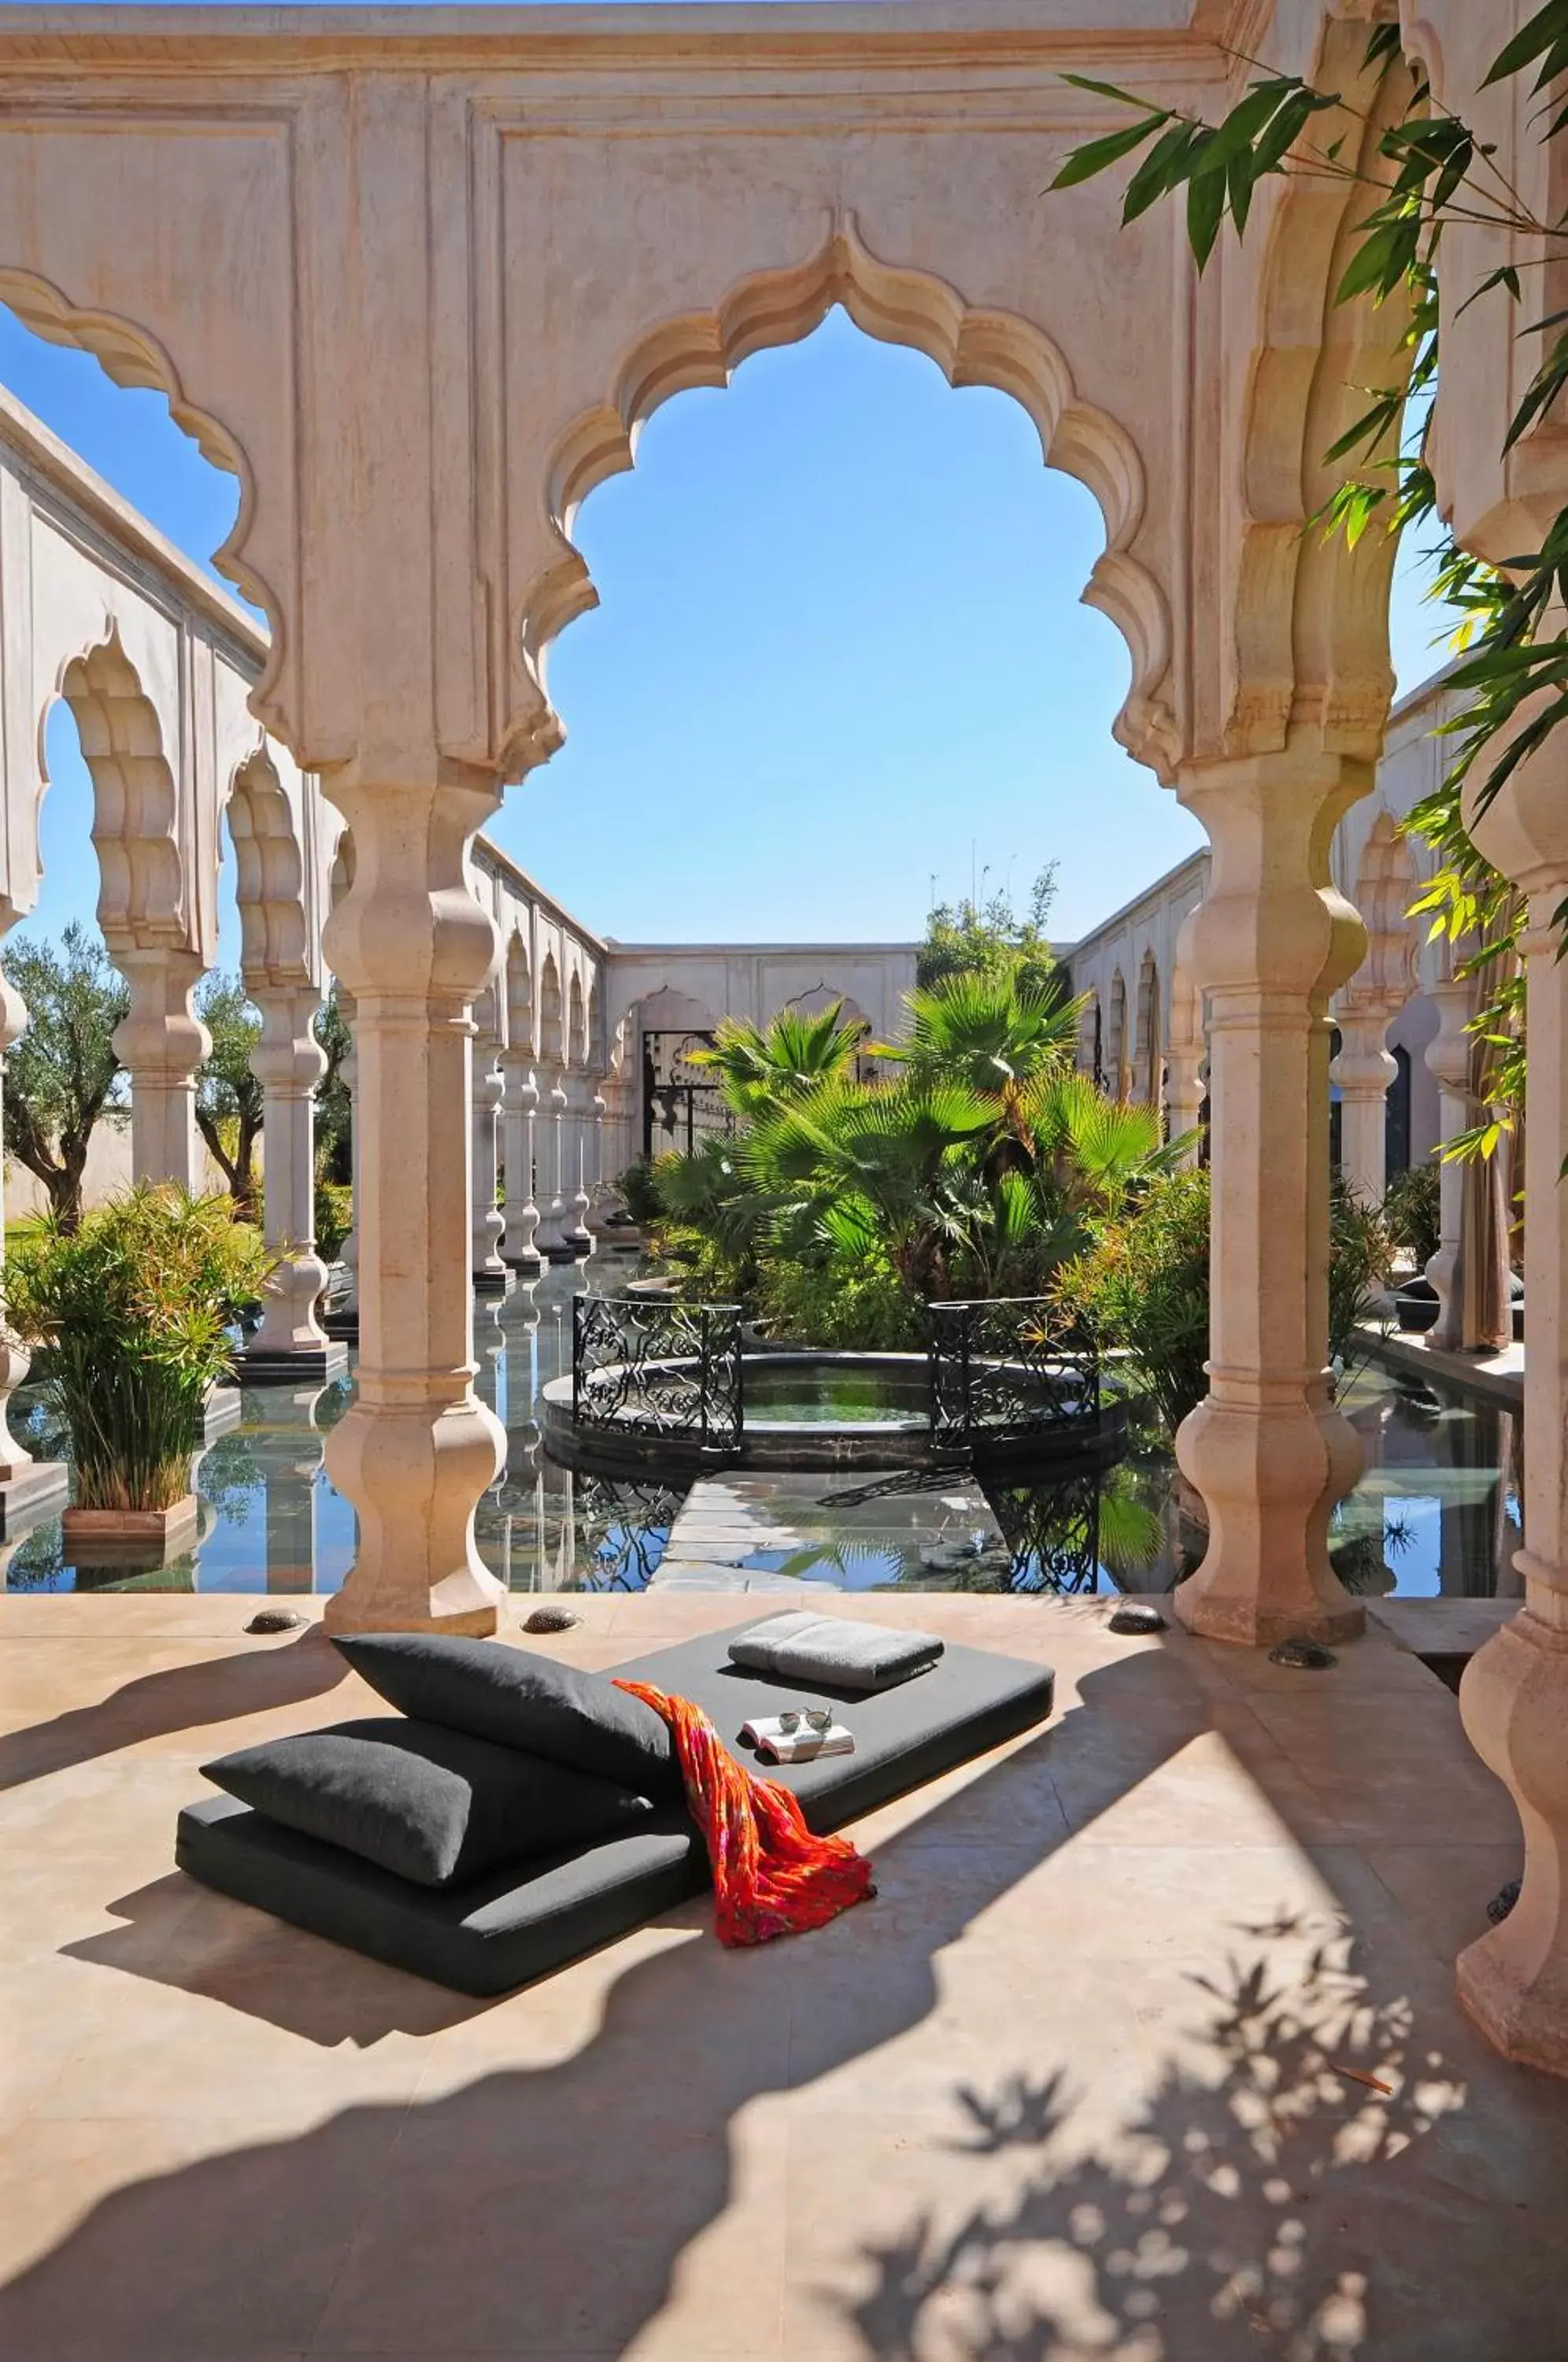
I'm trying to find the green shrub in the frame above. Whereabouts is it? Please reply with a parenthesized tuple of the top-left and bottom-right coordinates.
(1057, 1166, 1396, 1438)
(314, 1178, 354, 1264)
(1054, 1167, 1211, 1437)
(1327, 1179, 1395, 1363)
(1383, 1161, 1441, 1272)
(6, 1184, 274, 1510)
(755, 1255, 923, 1349)
(616, 1156, 665, 1227)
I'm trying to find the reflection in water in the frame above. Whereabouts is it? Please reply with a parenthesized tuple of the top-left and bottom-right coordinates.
(0, 1259, 1526, 1599)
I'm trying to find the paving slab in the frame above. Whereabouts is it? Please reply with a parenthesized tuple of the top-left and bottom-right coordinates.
(0, 1592, 1562, 2362)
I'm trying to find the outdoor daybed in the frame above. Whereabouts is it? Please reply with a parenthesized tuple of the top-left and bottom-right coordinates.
(176, 1620, 1055, 1995)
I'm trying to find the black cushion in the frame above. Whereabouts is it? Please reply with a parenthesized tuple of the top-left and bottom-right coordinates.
(201, 1716, 653, 1890)
(331, 1631, 679, 1797)
(179, 1625, 1055, 1993)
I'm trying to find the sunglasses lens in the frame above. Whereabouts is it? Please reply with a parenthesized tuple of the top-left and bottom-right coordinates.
(778, 1711, 800, 1731)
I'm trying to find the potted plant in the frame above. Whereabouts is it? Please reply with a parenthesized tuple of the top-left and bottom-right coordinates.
(5, 1183, 272, 1564)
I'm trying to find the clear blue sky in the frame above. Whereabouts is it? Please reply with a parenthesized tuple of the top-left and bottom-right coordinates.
(1, 295, 1452, 967)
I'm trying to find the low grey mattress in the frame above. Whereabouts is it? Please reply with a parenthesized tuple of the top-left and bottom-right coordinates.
(176, 1622, 1053, 1995)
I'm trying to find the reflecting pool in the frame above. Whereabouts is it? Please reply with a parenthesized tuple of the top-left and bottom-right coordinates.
(0, 1261, 1523, 1599)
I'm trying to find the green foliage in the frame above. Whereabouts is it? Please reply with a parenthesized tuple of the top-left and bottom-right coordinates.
(195, 972, 264, 1217)
(893, 971, 1082, 1109)
(5, 1184, 274, 1510)
(919, 865, 1061, 1000)
(753, 1253, 923, 1351)
(313, 987, 353, 1186)
(616, 1155, 665, 1227)
(693, 999, 866, 1119)
(645, 967, 1177, 1347)
(313, 1177, 353, 1264)
(1054, 1168, 1213, 1438)
(1, 923, 128, 1229)
(1056, 1168, 1392, 1438)
(1052, 17, 1568, 1164)
(1383, 1161, 1443, 1271)
(1327, 1180, 1396, 1367)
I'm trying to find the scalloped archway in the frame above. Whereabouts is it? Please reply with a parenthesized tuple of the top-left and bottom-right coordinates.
(0, 268, 281, 709)
(516, 215, 1177, 787)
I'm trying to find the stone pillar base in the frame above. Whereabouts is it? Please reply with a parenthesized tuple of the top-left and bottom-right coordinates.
(1171, 1578, 1366, 1651)
(473, 1266, 516, 1297)
(237, 1339, 350, 1386)
(1455, 1605, 1568, 2078)
(504, 1244, 545, 1274)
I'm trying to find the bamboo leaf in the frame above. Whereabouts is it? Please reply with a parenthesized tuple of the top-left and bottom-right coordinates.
(1050, 114, 1168, 190)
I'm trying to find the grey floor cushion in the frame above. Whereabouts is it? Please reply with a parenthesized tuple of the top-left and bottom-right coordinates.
(331, 1631, 679, 1795)
(176, 1621, 1054, 1995)
(202, 1716, 653, 1889)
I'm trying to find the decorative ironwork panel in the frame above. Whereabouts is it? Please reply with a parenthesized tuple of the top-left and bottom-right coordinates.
(642, 1029, 733, 1158)
(573, 1293, 743, 1449)
(985, 1469, 1103, 1594)
(927, 1296, 1100, 1452)
(573, 1475, 686, 1590)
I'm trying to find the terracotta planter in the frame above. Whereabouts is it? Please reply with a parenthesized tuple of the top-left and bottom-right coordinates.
(63, 1495, 201, 1570)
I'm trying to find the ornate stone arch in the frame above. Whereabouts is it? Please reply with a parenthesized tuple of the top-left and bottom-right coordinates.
(226, 740, 312, 994)
(50, 623, 187, 953)
(567, 972, 587, 1068)
(1344, 810, 1421, 1015)
(505, 929, 534, 1060)
(1106, 968, 1128, 1098)
(1223, 26, 1421, 764)
(538, 953, 564, 1066)
(1135, 948, 1162, 1106)
(0, 268, 283, 714)
(516, 214, 1177, 784)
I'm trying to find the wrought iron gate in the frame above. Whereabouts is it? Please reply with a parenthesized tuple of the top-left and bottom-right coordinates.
(642, 1030, 732, 1158)
(573, 1293, 743, 1451)
(926, 1296, 1101, 1454)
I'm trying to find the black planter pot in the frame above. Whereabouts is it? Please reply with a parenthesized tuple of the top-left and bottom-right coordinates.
(1395, 1278, 1440, 1335)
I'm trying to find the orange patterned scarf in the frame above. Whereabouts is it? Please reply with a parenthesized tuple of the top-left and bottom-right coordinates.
(613, 1679, 875, 1947)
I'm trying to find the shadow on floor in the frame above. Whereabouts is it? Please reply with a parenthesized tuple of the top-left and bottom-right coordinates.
(0, 1626, 349, 1794)
(5, 1639, 1563, 2359)
(848, 1925, 1568, 2362)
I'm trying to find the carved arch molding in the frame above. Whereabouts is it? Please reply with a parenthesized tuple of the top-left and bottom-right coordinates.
(0, 8, 1413, 793)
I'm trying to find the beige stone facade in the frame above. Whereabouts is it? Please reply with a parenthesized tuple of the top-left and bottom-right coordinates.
(0, 0, 1564, 2069)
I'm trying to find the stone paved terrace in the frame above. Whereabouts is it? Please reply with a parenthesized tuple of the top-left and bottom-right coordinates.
(2, 1589, 1566, 2362)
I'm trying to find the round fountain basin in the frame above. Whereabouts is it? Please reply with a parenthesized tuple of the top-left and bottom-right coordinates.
(542, 1348, 1126, 1475)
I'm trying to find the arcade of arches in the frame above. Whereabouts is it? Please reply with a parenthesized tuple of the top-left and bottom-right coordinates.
(0, 1, 1566, 2076)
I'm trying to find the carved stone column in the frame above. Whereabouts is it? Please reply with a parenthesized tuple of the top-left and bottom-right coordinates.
(1455, 742, 1568, 2073)
(113, 947, 209, 1189)
(1164, 909, 1205, 1162)
(323, 1014, 359, 1342)
(0, 954, 66, 1532)
(563, 1071, 596, 1253)
(1422, 976, 1474, 1346)
(239, 987, 347, 1383)
(320, 772, 505, 1635)
(471, 997, 511, 1294)
(534, 1068, 569, 1257)
(1170, 748, 1370, 1649)
(1331, 1009, 1400, 1206)
(501, 1058, 543, 1272)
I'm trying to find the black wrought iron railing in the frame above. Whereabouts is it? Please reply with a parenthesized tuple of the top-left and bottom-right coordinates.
(926, 1295, 1100, 1453)
(572, 1293, 743, 1450)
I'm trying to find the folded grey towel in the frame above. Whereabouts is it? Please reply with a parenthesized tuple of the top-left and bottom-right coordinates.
(728, 1611, 945, 1694)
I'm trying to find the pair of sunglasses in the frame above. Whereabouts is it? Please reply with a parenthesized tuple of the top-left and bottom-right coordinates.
(777, 1707, 832, 1734)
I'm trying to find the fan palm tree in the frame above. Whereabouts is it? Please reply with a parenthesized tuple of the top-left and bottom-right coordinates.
(691, 999, 867, 1120)
(888, 972, 1083, 1146)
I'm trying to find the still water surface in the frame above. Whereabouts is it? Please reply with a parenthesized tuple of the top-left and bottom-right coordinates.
(0, 1261, 1521, 1598)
